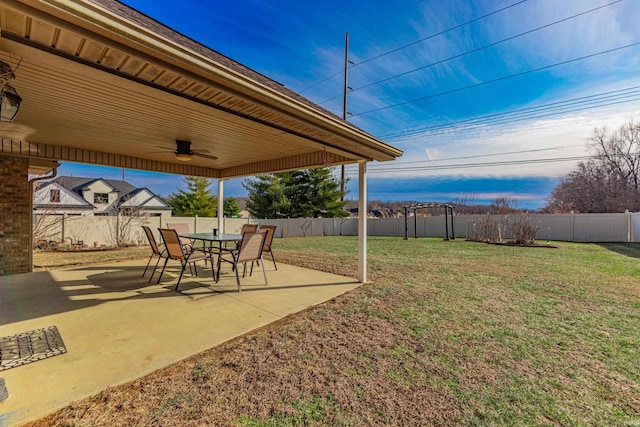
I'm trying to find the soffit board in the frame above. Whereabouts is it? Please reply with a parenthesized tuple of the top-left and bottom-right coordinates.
(0, 0, 402, 177)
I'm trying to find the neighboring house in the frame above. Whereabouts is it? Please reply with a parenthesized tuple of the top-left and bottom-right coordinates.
(348, 208, 402, 218)
(33, 176, 172, 219)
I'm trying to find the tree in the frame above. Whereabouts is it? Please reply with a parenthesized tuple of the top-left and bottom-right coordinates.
(589, 121, 640, 192)
(545, 121, 640, 213)
(166, 176, 217, 217)
(286, 168, 348, 218)
(243, 173, 290, 218)
(243, 167, 348, 218)
(223, 197, 241, 217)
(108, 195, 148, 247)
(545, 160, 634, 213)
(489, 196, 519, 214)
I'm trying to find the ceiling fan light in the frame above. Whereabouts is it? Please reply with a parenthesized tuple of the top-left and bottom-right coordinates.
(175, 152, 192, 161)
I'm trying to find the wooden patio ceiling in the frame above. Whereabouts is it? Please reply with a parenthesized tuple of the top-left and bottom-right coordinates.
(0, 0, 401, 178)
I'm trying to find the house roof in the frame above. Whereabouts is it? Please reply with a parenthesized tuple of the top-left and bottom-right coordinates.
(35, 176, 172, 212)
(89, 0, 338, 119)
(33, 180, 95, 208)
(54, 176, 136, 196)
(0, 0, 402, 179)
(123, 187, 172, 210)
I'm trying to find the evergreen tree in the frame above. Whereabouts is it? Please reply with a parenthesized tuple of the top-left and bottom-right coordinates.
(223, 197, 241, 217)
(243, 168, 348, 218)
(166, 176, 217, 217)
(243, 173, 290, 218)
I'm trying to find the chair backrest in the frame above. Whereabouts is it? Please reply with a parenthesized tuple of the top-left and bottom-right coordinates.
(166, 223, 192, 245)
(142, 226, 161, 255)
(259, 225, 276, 250)
(237, 230, 268, 264)
(166, 222, 190, 233)
(240, 223, 258, 234)
(159, 228, 186, 261)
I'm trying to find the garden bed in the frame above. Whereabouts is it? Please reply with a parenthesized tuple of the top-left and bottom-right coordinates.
(468, 239, 558, 248)
(53, 246, 115, 252)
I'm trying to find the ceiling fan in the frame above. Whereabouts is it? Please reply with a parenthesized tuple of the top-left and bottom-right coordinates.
(151, 140, 218, 162)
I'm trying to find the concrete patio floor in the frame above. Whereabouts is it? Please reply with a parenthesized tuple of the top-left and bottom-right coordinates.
(0, 259, 360, 426)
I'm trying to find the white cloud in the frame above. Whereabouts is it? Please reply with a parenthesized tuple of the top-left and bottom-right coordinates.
(366, 93, 640, 180)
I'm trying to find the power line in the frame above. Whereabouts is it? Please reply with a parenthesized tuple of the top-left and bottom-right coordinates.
(344, 149, 640, 175)
(351, 41, 640, 117)
(345, 154, 596, 175)
(376, 145, 585, 166)
(298, 0, 528, 94)
(410, 96, 640, 139)
(298, 70, 344, 94)
(351, 0, 623, 94)
(353, 0, 529, 67)
(381, 86, 640, 141)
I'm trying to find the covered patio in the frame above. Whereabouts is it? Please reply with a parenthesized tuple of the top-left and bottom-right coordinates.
(1, 258, 361, 425)
(0, 0, 401, 424)
(0, 0, 401, 278)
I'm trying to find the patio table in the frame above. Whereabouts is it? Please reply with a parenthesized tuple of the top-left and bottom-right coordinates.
(179, 232, 242, 282)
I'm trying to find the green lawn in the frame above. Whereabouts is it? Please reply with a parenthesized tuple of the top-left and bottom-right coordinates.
(32, 237, 640, 426)
(264, 237, 640, 425)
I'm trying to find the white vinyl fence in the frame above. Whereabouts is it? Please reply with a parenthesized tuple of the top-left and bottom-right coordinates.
(33, 211, 640, 248)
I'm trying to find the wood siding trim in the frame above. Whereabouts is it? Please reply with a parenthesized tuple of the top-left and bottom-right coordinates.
(220, 151, 353, 178)
(0, 138, 220, 177)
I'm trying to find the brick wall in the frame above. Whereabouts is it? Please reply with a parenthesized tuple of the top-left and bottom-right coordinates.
(0, 155, 30, 274)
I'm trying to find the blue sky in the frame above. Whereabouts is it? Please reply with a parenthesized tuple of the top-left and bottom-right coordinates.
(58, 0, 640, 209)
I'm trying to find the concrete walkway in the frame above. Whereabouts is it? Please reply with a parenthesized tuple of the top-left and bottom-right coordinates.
(0, 259, 360, 426)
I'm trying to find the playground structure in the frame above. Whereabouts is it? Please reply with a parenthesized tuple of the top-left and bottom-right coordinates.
(404, 203, 456, 240)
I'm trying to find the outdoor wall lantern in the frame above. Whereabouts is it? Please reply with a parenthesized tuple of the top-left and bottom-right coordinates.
(0, 84, 22, 122)
(0, 60, 22, 122)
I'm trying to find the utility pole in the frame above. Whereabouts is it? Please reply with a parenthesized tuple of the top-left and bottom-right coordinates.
(341, 32, 349, 201)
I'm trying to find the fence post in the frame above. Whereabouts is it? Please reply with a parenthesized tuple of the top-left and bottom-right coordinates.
(626, 210, 631, 242)
(116, 213, 121, 246)
(450, 206, 456, 240)
(61, 213, 67, 244)
(570, 211, 575, 242)
(404, 207, 408, 240)
(444, 207, 450, 241)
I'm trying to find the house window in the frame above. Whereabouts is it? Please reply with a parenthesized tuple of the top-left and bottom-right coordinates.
(94, 193, 109, 204)
(50, 189, 60, 203)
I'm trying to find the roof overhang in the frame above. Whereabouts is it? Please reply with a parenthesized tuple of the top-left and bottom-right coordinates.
(0, 0, 402, 178)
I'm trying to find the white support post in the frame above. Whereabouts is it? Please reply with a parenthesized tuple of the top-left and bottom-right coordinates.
(217, 179, 224, 234)
(358, 161, 368, 282)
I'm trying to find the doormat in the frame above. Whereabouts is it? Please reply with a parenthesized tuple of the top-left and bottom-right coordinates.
(0, 326, 67, 371)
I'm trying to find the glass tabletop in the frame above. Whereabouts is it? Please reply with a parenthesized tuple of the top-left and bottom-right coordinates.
(180, 232, 242, 242)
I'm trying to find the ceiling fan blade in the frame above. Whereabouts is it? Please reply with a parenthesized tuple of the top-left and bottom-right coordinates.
(193, 152, 218, 160)
(148, 141, 216, 160)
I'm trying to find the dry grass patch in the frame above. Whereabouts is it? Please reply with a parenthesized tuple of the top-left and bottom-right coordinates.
(32, 246, 148, 270)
